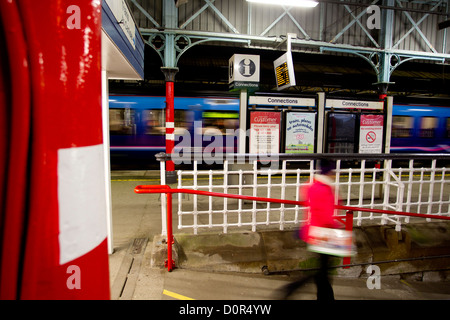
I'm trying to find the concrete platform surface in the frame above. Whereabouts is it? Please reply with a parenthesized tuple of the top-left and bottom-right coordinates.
(108, 177, 450, 300)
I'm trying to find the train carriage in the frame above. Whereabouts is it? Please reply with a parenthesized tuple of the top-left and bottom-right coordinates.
(109, 95, 450, 168)
(109, 95, 240, 168)
(391, 105, 450, 153)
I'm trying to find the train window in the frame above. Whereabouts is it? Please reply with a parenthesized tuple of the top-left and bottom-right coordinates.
(392, 116, 413, 138)
(142, 109, 165, 135)
(447, 118, 450, 139)
(202, 111, 239, 135)
(109, 108, 136, 135)
(419, 116, 438, 138)
(174, 110, 194, 134)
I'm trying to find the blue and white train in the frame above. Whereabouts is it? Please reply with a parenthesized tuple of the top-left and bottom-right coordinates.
(391, 105, 450, 153)
(108, 95, 240, 167)
(108, 95, 450, 167)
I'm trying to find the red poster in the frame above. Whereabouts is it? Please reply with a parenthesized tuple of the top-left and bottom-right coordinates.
(249, 111, 281, 154)
(359, 114, 384, 153)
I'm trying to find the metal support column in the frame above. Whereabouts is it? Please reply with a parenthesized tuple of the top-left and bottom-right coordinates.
(162, 0, 179, 184)
(375, 0, 395, 97)
(161, 67, 178, 183)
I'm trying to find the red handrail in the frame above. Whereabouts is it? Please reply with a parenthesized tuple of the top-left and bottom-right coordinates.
(135, 185, 450, 272)
(335, 204, 450, 221)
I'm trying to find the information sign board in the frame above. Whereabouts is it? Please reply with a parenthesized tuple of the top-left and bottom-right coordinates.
(249, 111, 281, 154)
(359, 114, 384, 153)
(105, 0, 136, 49)
(326, 99, 383, 110)
(229, 54, 260, 84)
(273, 52, 296, 91)
(249, 96, 315, 107)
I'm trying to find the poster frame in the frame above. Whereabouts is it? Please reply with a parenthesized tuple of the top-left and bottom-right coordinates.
(248, 110, 283, 155)
(358, 113, 385, 154)
(324, 111, 359, 154)
(282, 110, 317, 154)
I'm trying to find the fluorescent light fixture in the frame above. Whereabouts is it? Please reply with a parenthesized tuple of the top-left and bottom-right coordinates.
(247, 0, 319, 8)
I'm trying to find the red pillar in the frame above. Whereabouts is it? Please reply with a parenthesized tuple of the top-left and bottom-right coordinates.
(165, 81, 175, 172)
(0, 0, 31, 299)
(0, 0, 110, 299)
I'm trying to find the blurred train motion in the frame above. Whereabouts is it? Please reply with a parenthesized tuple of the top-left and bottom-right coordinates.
(109, 95, 450, 168)
(109, 95, 240, 168)
(391, 105, 450, 153)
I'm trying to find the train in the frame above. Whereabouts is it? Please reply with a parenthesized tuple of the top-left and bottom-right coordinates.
(391, 104, 450, 153)
(109, 95, 240, 168)
(108, 95, 450, 168)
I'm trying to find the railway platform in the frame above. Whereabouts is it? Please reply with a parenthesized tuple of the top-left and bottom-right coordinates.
(108, 172, 450, 300)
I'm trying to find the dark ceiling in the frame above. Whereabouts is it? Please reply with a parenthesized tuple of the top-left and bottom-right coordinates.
(109, 43, 450, 104)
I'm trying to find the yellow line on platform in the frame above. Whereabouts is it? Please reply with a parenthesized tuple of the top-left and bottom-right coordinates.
(163, 289, 195, 300)
(400, 279, 412, 287)
(111, 179, 159, 182)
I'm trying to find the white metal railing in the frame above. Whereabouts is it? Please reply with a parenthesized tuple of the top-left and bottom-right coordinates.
(157, 153, 450, 235)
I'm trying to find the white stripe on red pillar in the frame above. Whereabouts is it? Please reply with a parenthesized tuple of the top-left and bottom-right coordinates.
(57, 144, 108, 265)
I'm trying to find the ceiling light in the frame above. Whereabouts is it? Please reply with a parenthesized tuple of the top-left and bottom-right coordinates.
(247, 0, 319, 8)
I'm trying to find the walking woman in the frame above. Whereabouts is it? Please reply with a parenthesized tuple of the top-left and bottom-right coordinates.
(279, 159, 340, 301)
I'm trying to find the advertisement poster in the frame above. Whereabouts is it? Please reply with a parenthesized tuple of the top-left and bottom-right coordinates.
(359, 114, 384, 153)
(249, 111, 281, 154)
(285, 112, 315, 153)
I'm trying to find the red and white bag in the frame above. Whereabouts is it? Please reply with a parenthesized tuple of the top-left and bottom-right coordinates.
(307, 226, 355, 257)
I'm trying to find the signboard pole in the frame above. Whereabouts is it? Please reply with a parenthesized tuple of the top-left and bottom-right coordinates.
(239, 90, 248, 154)
(317, 92, 325, 153)
(381, 96, 393, 200)
(384, 96, 393, 154)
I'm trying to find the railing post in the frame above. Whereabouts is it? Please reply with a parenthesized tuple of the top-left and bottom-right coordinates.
(160, 156, 167, 236)
(165, 192, 174, 272)
(343, 210, 354, 268)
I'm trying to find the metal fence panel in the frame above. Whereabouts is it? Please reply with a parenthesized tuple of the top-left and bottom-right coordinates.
(158, 153, 450, 234)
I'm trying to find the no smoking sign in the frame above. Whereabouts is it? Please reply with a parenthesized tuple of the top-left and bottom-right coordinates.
(366, 131, 376, 143)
